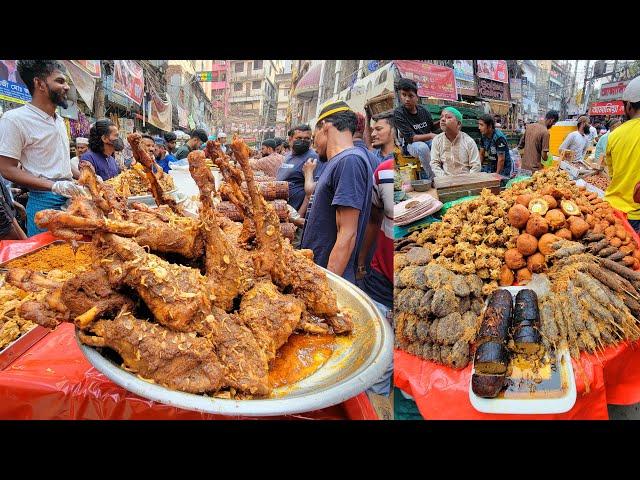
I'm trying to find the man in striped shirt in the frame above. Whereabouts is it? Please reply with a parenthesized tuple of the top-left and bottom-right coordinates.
(249, 138, 285, 177)
(430, 107, 481, 177)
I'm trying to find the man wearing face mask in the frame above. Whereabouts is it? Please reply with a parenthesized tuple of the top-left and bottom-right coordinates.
(81, 119, 124, 181)
(0, 60, 86, 237)
(276, 124, 322, 218)
(605, 76, 640, 233)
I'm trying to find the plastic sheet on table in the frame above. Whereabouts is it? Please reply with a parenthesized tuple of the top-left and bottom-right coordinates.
(0, 324, 377, 420)
(0, 234, 378, 420)
(392, 346, 640, 420)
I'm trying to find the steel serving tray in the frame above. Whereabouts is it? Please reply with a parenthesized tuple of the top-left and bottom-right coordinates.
(76, 267, 393, 416)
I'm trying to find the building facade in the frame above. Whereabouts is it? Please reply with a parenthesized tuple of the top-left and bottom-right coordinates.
(275, 67, 291, 138)
(227, 60, 279, 144)
(521, 59, 539, 122)
(166, 60, 214, 132)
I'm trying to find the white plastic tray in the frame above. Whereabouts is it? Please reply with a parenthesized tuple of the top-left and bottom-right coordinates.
(575, 178, 605, 198)
(468, 286, 577, 415)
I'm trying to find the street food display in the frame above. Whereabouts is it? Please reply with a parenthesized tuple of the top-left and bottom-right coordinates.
(0, 273, 37, 350)
(395, 168, 640, 400)
(3, 134, 356, 400)
(0, 243, 97, 350)
(106, 162, 175, 197)
(584, 172, 610, 191)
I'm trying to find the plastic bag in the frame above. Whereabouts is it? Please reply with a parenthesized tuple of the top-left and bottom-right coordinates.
(505, 175, 531, 188)
(438, 195, 479, 216)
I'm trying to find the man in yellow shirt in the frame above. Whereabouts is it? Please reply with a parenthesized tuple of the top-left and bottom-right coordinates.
(605, 75, 640, 232)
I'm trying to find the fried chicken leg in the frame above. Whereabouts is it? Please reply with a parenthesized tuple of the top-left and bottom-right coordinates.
(98, 233, 214, 333)
(35, 209, 204, 259)
(128, 132, 183, 214)
(78, 309, 226, 394)
(188, 150, 254, 310)
(238, 280, 304, 362)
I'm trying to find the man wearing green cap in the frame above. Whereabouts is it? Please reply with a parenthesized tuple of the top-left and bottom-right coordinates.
(430, 107, 481, 177)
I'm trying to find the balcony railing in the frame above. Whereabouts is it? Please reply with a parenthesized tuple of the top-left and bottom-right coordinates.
(231, 70, 264, 82)
(229, 94, 262, 103)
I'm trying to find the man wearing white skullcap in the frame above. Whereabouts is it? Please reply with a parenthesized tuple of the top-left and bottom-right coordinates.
(70, 137, 89, 178)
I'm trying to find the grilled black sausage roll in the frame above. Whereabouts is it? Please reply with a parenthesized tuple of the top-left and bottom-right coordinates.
(474, 341, 509, 374)
(471, 373, 506, 398)
(477, 289, 512, 343)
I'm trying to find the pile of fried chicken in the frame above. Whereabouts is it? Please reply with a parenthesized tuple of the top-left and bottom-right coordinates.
(5, 133, 352, 398)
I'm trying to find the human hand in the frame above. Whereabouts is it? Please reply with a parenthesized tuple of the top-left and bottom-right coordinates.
(51, 180, 87, 198)
(356, 264, 367, 280)
(302, 158, 317, 177)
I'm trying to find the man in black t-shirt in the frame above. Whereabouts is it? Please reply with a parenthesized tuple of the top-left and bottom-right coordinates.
(393, 78, 438, 179)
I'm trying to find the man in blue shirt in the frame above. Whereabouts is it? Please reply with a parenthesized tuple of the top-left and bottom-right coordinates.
(300, 101, 373, 284)
(81, 119, 123, 181)
(478, 114, 513, 180)
(153, 136, 176, 173)
(276, 124, 322, 218)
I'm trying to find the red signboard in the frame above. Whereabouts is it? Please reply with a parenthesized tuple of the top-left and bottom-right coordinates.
(394, 60, 457, 101)
(599, 80, 630, 101)
(589, 101, 625, 116)
(113, 60, 144, 105)
(475, 60, 508, 83)
(71, 60, 102, 78)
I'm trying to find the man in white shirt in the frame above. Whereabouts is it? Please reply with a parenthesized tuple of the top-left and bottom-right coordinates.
(559, 115, 590, 162)
(430, 107, 482, 177)
(218, 131, 228, 153)
(70, 137, 88, 178)
(0, 60, 85, 236)
(586, 123, 598, 147)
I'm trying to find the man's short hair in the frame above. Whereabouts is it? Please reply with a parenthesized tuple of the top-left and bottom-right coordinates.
(17, 60, 66, 95)
(479, 114, 495, 129)
(292, 124, 311, 134)
(274, 137, 284, 147)
(287, 128, 295, 137)
(141, 134, 154, 142)
(372, 111, 395, 128)
(190, 128, 208, 143)
(164, 132, 177, 143)
(395, 78, 418, 94)
(262, 139, 277, 149)
(545, 110, 560, 122)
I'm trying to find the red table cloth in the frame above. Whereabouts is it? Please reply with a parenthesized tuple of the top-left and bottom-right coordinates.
(0, 233, 378, 420)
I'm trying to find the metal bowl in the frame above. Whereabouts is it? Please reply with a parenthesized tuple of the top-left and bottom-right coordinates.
(76, 267, 393, 416)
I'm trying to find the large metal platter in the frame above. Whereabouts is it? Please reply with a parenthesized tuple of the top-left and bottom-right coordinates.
(76, 267, 393, 416)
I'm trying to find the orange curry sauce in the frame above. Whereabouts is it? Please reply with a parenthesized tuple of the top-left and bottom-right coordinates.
(268, 333, 336, 388)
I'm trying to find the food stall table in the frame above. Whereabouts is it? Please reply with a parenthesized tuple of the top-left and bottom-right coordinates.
(393, 204, 640, 420)
(394, 342, 640, 420)
(0, 234, 378, 420)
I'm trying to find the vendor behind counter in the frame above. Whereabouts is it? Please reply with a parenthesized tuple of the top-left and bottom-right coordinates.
(0, 60, 86, 237)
